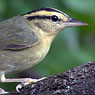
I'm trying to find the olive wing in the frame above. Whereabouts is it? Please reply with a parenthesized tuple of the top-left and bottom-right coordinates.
(0, 16, 39, 50)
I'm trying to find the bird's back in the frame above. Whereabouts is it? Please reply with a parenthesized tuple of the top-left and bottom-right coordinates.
(0, 15, 40, 74)
(0, 16, 39, 49)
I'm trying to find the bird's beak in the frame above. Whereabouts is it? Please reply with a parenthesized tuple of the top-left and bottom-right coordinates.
(63, 18, 88, 27)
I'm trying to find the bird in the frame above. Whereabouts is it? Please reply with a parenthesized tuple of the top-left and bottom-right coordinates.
(0, 7, 88, 94)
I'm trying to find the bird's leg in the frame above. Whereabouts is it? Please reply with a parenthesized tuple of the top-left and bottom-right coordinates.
(16, 77, 46, 92)
(0, 74, 46, 92)
(0, 88, 8, 94)
(0, 74, 9, 94)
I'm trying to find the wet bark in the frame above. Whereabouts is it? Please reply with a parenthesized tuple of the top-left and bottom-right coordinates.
(7, 61, 95, 95)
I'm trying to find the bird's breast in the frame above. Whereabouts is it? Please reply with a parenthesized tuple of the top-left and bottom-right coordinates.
(33, 35, 53, 63)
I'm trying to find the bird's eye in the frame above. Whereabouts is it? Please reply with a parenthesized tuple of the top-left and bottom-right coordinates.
(51, 15, 58, 22)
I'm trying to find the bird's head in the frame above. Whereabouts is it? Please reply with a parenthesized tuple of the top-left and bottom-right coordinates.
(23, 8, 88, 36)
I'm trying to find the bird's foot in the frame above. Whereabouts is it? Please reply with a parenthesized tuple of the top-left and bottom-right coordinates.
(16, 77, 46, 92)
(0, 88, 8, 94)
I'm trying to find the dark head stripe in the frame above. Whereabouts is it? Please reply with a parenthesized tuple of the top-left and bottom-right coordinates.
(26, 15, 62, 21)
(22, 8, 62, 15)
(27, 15, 51, 21)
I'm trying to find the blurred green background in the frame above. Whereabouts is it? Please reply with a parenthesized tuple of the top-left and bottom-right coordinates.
(0, 0, 95, 91)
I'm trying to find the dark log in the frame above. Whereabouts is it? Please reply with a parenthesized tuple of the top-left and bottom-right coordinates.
(7, 61, 95, 95)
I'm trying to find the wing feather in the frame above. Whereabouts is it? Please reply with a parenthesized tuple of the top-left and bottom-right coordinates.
(0, 16, 39, 50)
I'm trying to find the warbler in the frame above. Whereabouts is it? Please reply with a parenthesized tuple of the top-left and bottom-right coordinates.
(0, 7, 88, 94)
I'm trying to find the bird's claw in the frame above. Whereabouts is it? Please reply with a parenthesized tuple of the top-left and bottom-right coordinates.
(16, 77, 46, 92)
(16, 82, 25, 92)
